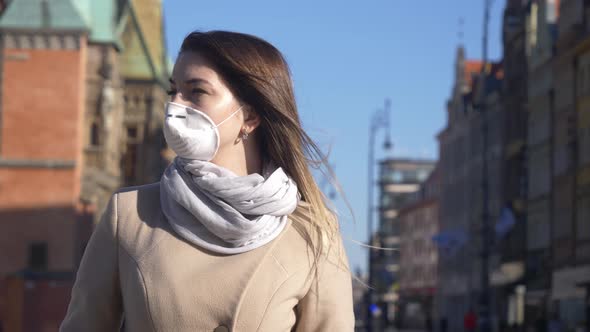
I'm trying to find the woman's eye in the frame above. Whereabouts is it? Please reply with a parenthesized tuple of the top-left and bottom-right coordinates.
(192, 88, 207, 95)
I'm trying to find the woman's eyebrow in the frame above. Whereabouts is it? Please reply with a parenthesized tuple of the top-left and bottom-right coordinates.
(169, 77, 212, 86)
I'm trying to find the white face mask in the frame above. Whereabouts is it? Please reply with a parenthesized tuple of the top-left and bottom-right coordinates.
(163, 102, 243, 161)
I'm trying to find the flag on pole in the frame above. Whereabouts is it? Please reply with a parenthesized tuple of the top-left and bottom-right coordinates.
(495, 206, 516, 239)
(432, 229, 468, 256)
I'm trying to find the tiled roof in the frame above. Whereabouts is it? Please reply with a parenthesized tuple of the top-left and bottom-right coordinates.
(464, 60, 483, 88)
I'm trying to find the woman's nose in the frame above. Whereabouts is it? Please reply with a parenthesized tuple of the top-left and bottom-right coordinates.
(171, 92, 189, 106)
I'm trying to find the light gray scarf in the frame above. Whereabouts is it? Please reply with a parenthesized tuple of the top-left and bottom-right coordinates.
(160, 157, 299, 254)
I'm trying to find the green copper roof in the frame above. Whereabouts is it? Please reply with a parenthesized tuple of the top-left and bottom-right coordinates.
(0, 0, 122, 45)
(0, 0, 168, 84)
(71, 0, 120, 44)
(119, 0, 168, 83)
(0, 0, 88, 31)
(119, 10, 154, 80)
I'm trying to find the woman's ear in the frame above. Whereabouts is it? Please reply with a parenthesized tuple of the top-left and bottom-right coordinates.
(243, 107, 261, 133)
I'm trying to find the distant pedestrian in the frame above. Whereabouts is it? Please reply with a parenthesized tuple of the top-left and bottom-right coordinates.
(535, 315, 548, 332)
(575, 322, 587, 332)
(425, 315, 433, 332)
(440, 317, 448, 332)
(499, 321, 508, 332)
(464, 308, 477, 332)
(548, 313, 564, 332)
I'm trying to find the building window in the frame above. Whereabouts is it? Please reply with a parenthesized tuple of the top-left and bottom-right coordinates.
(127, 126, 138, 139)
(381, 194, 392, 208)
(127, 126, 140, 144)
(381, 168, 403, 183)
(124, 144, 138, 184)
(28, 242, 48, 270)
(90, 122, 100, 146)
(417, 169, 430, 182)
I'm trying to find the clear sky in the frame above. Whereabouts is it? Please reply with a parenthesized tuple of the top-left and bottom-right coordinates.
(163, 0, 505, 274)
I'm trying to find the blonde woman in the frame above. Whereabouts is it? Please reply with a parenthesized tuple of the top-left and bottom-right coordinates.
(60, 30, 354, 332)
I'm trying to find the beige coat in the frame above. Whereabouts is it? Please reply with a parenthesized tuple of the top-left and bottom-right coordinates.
(60, 182, 354, 332)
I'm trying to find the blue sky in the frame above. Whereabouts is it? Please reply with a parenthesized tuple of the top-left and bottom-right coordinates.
(163, 0, 505, 274)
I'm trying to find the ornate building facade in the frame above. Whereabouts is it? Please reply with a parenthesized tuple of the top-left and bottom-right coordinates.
(547, 0, 590, 329)
(525, 0, 558, 324)
(435, 43, 505, 331)
(0, 0, 169, 329)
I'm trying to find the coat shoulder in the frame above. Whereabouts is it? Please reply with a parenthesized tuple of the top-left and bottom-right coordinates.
(111, 182, 169, 259)
(114, 181, 162, 225)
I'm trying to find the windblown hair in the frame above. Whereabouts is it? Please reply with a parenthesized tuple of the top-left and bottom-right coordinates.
(179, 31, 345, 270)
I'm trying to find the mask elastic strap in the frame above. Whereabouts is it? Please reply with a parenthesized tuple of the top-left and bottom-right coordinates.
(213, 105, 244, 128)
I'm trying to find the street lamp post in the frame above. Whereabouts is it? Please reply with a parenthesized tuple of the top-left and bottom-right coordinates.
(478, 0, 493, 331)
(366, 99, 392, 332)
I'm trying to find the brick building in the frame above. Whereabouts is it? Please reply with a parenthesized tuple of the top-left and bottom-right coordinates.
(0, 2, 89, 328)
(3, 271, 74, 332)
(0, 0, 169, 330)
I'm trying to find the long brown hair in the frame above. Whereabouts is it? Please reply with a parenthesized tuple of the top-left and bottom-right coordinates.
(179, 31, 345, 267)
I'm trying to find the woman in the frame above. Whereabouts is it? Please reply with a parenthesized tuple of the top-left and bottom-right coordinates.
(60, 31, 354, 331)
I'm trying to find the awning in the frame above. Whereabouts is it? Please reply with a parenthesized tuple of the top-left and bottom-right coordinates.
(491, 261, 525, 286)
